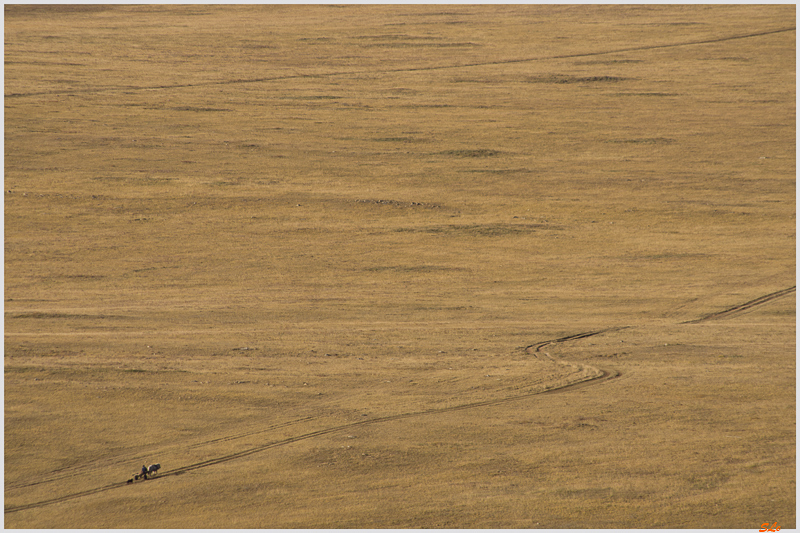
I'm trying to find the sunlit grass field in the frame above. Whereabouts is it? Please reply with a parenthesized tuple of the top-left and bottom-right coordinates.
(4, 5, 795, 528)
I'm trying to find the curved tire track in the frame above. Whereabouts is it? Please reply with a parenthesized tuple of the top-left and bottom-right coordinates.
(5, 345, 616, 514)
(524, 326, 631, 355)
(6, 286, 792, 514)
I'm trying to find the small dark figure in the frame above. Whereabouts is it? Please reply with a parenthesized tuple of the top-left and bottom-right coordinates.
(127, 478, 133, 484)
(141, 465, 147, 477)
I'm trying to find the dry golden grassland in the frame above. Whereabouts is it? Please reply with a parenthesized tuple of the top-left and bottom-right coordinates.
(4, 4, 795, 528)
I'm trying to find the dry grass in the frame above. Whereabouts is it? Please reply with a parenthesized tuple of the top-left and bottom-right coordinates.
(4, 4, 795, 528)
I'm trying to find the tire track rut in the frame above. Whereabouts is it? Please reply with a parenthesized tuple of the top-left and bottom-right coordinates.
(6, 366, 618, 514)
(682, 286, 795, 324)
(5, 353, 611, 514)
(524, 326, 631, 355)
(5, 286, 792, 514)
(4, 415, 320, 492)
(5, 26, 794, 99)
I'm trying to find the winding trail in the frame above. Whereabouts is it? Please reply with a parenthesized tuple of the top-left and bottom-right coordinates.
(524, 326, 631, 356)
(5, 286, 794, 515)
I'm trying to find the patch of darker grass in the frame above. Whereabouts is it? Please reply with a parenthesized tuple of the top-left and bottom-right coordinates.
(553, 487, 614, 499)
(397, 104, 454, 108)
(524, 75, 630, 84)
(5, 5, 118, 15)
(577, 59, 644, 65)
(10, 312, 124, 320)
(358, 42, 479, 48)
(686, 470, 732, 491)
(355, 199, 440, 208)
(353, 34, 445, 41)
(462, 168, 529, 174)
(636, 252, 710, 260)
(365, 265, 467, 273)
(613, 92, 680, 97)
(118, 367, 187, 374)
(5, 366, 45, 373)
(439, 149, 502, 157)
(396, 223, 550, 237)
(605, 137, 675, 144)
(170, 106, 232, 112)
(281, 95, 342, 100)
(372, 137, 428, 143)
(766, 308, 795, 317)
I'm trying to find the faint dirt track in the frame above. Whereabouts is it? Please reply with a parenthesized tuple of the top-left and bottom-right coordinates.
(6, 286, 792, 515)
(4, 26, 794, 99)
(681, 286, 795, 324)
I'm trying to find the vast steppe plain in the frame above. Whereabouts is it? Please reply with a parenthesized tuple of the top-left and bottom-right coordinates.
(4, 4, 796, 528)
